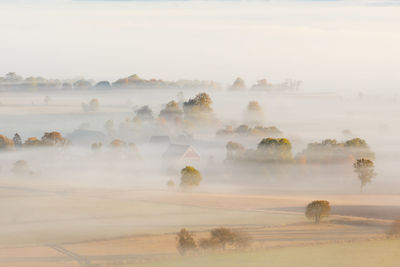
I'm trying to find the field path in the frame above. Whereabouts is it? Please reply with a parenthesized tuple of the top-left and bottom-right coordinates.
(48, 245, 91, 267)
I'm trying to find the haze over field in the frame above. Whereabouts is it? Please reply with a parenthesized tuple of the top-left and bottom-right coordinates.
(1, 0, 400, 92)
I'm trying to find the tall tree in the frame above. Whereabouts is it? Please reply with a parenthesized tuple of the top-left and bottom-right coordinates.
(353, 158, 376, 192)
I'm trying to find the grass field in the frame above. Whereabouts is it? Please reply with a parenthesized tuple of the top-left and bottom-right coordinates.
(125, 239, 400, 267)
(0, 185, 398, 266)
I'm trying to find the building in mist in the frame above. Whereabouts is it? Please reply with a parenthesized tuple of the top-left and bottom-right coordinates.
(162, 144, 200, 164)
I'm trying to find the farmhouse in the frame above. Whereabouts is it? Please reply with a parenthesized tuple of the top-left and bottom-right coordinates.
(162, 144, 200, 162)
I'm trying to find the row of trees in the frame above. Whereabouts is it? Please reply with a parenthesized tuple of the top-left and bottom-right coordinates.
(217, 125, 282, 139)
(227, 137, 374, 164)
(177, 227, 250, 255)
(0, 132, 69, 151)
(226, 138, 377, 190)
(0, 72, 222, 90)
(229, 77, 302, 91)
(226, 138, 293, 163)
(297, 138, 375, 164)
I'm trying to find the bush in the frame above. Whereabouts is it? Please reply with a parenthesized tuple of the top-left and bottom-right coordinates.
(387, 220, 400, 238)
(176, 228, 197, 255)
(199, 227, 250, 250)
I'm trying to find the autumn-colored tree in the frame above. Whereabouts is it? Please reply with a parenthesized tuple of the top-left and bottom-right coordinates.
(41, 132, 67, 146)
(110, 139, 125, 148)
(0, 135, 15, 151)
(176, 228, 197, 255)
(230, 77, 246, 91)
(305, 200, 331, 224)
(353, 158, 376, 192)
(159, 100, 183, 122)
(180, 166, 202, 187)
(183, 92, 213, 114)
(23, 137, 42, 147)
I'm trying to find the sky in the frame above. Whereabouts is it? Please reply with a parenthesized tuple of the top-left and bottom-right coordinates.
(0, 0, 399, 91)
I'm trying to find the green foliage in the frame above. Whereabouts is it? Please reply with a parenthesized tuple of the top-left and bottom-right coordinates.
(305, 200, 331, 224)
(180, 166, 202, 187)
(345, 138, 368, 148)
(297, 138, 375, 164)
(257, 138, 293, 162)
(176, 228, 197, 255)
(91, 142, 102, 151)
(353, 158, 376, 191)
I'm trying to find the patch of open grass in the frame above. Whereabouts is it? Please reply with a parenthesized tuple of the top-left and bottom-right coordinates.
(125, 239, 400, 267)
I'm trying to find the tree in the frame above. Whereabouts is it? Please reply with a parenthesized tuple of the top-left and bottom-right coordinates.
(210, 228, 237, 249)
(23, 137, 42, 147)
(12, 160, 29, 175)
(13, 133, 22, 147)
(73, 80, 92, 88)
(135, 105, 154, 121)
(91, 142, 102, 151)
(180, 166, 202, 188)
(353, 158, 376, 192)
(167, 180, 176, 187)
(89, 98, 100, 111)
(0, 135, 15, 151)
(41, 132, 67, 146)
(305, 200, 331, 224)
(110, 139, 125, 148)
(183, 92, 213, 114)
(230, 77, 246, 90)
(159, 100, 183, 122)
(257, 138, 292, 162)
(176, 228, 197, 255)
(226, 141, 245, 161)
(199, 227, 250, 250)
(387, 220, 400, 238)
(244, 101, 264, 125)
(104, 120, 116, 137)
(95, 81, 111, 88)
